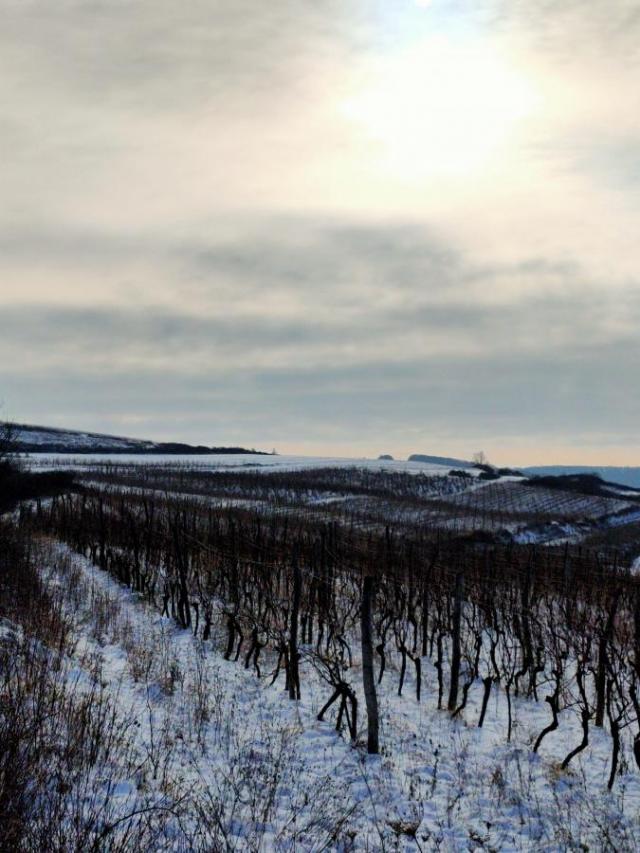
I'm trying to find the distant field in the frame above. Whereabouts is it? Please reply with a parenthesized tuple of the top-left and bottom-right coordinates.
(26, 451, 462, 477)
(447, 480, 632, 520)
(26, 453, 640, 550)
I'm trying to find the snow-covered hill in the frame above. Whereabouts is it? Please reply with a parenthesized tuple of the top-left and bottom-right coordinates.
(4, 422, 264, 455)
(9, 423, 158, 453)
(408, 452, 473, 467)
(525, 465, 640, 489)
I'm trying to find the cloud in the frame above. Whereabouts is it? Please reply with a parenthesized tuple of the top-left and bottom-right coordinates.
(1, 1, 639, 461)
(2, 217, 638, 461)
(2, 331, 638, 461)
(493, 1, 640, 55)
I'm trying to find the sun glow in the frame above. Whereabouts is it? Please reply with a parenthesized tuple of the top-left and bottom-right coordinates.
(341, 37, 540, 181)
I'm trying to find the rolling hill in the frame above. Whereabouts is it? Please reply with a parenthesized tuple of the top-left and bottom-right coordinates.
(3, 422, 266, 455)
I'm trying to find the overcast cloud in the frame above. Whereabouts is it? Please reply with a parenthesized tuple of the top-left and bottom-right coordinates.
(1, 1, 639, 463)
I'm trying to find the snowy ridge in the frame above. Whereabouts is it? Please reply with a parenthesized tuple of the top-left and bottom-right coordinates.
(10, 422, 158, 452)
(5, 422, 264, 455)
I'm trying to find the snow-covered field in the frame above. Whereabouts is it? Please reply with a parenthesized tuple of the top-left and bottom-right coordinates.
(448, 481, 632, 520)
(12, 537, 640, 851)
(26, 451, 462, 477)
(26, 452, 640, 549)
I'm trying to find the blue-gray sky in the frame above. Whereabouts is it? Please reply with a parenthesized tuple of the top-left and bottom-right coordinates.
(1, 1, 639, 463)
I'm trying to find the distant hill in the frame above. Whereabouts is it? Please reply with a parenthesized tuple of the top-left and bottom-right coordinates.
(408, 453, 473, 468)
(525, 466, 640, 490)
(4, 422, 268, 455)
(526, 471, 640, 500)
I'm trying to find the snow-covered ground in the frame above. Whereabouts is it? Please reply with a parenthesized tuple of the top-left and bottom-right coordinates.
(17, 537, 640, 851)
(11, 424, 157, 451)
(27, 452, 463, 477)
(26, 452, 640, 551)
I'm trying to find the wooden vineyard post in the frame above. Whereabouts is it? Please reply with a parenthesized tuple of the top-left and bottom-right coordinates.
(288, 556, 302, 700)
(361, 573, 380, 754)
(448, 568, 464, 713)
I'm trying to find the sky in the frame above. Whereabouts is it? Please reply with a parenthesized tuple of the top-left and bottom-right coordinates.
(1, 0, 639, 464)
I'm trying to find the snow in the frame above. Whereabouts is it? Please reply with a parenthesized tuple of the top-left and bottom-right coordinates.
(22, 538, 640, 850)
(512, 520, 583, 546)
(10, 442, 640, 846)
(25, 454, 640, 549)
(14, 425, 155, 450)
(27, 451, 463, 477)
(603, 507, 640, 528)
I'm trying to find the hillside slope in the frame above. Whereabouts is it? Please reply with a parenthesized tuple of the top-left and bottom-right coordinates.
(525, 465, 640, 489)
(4, 422, 265, 455)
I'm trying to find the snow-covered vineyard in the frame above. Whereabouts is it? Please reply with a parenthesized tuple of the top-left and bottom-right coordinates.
(29, 454, 640, 547)
(3, 455, 640, 850)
